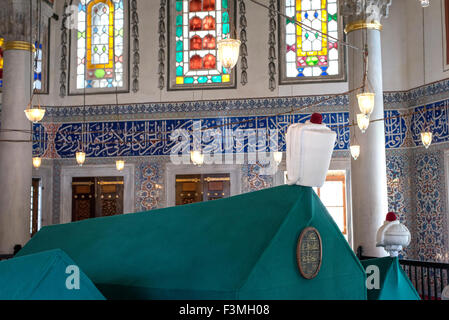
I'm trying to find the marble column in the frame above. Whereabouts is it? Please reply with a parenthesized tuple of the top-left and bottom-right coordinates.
(0, 0, 53, 254)
(341, 0, 391, 257)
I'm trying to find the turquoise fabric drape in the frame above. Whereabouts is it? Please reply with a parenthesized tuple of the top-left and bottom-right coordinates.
(0, 249, 105, 300)
(361, 257, 420, 300)
(16, 185, 367, 300)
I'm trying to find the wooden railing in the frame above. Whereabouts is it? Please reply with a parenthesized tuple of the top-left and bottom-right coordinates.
(400, 259, 449, 300)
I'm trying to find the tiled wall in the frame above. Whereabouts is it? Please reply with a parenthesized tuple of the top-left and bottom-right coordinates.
(31, 80, 449, 263)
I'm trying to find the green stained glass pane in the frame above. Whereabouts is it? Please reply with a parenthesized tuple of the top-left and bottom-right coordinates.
(306, 56, 319, 66)
(198, 76, 208, 83)
(222, 0, 228, 9)
(176, 27, 182, 37)
(176, 15, 182, 26)
(305, 33, 309, 39)
(176, 66, 183, 76)
(211, 76, 222, 83)
(223, 23, 230, 34)
(94, 46, 98, 52)
(176, 1, 182, 11)
(222, 12, 229, 23)
(94, 69, 106, 79)
(286, 18, 294, 24)
(77, 31, 86, 39)
(176, 41, 183, 51)
(184, 77, 194, 84)
(102, 46, 106, 52)
(176, 52, 183, 62)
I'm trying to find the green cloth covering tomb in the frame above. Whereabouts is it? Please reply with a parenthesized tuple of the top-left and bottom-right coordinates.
(16, 185, 367, 300)
(0, 249, 105, 300)
(361, 257, 420, 300)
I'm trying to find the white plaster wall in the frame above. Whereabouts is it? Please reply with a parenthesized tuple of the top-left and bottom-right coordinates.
(381, 0, 409, 91)
(2, 0, 449, 105)
(405, 0, 449, 89)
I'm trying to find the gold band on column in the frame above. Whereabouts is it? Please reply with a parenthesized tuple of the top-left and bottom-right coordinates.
(344, 20, 383, 34)
(4, 41, 36, 52)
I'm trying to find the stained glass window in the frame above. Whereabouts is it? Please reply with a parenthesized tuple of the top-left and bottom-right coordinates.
(0, 38, 4, 89)
(0, 38, 47, 92)
(168, 0, 236, 89)
(279, 0, 345, 84)
(34, 41, 43, 91)
(75, 0, 127, 90)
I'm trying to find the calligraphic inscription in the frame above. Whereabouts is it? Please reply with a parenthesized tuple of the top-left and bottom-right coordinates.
(297, 227, 322, 279)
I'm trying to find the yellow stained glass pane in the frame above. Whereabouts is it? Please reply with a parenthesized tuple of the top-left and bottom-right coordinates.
(87, 0, 114, 70)
(296, 0, 301, 10)
(176, 77, 184, 84)
(321, 0, 326, 9)
(222, 74, 230, 82)
(0, 38, 3, 70)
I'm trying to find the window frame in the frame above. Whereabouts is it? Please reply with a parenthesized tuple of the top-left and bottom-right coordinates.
(167, 0, 238, 91)
(315, 173, 347, 235)
(277, 0, 347, 85)
(68, 0, 131, 95)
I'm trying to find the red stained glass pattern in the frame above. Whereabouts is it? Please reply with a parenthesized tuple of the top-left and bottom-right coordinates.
(203, 54, 216, 69)
(190, 16, 202, 31)
(190, 55, 203, 69)
(202, 34, 216, 49)
(190, 35, 202, 50)
(203, 0, 215, 11)
(189, 0, 202, 12)
(202, 15, 215, 30)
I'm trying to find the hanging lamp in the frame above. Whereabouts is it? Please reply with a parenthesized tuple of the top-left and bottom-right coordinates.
(25, 104, 46, 123)
(76, 151, 86, 166)
(273, 151, 283, 165)
(421, 131, 432, 149)
(357, 113, 370, 133)
(32, 156, 42, 169)
(217, 30, 241, 73)
(350, 145, 360, 160)
(190, 150, 204, 166)
(357, 92, 375, 115)
(116, 160, 125, 171)
(25, 2, 45, 123)
(114, 87, 125, 170)
(420, 0, 430, 7)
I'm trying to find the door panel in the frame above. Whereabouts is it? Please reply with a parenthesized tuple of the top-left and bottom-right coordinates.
(72, 176, 124, 221)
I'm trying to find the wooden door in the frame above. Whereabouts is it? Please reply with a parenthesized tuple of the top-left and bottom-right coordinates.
(31, 178, 40, 237)
(95, 177, 124, 217)
(175, 175, 202, 206)
(72, 178, 96, 221)
(203, 174, 230, 201)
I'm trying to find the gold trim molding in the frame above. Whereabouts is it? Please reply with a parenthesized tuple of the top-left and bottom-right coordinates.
(4, 41, 36, 52)
(344, 20, 383, 34)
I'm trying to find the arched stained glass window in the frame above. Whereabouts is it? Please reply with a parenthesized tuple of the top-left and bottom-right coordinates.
(168, 0, 236, 90)
(70, 0, 129, 93)
(0, 38, 4, 89)
(279, 0, 345, 84)
(34, 41, 43, 91)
